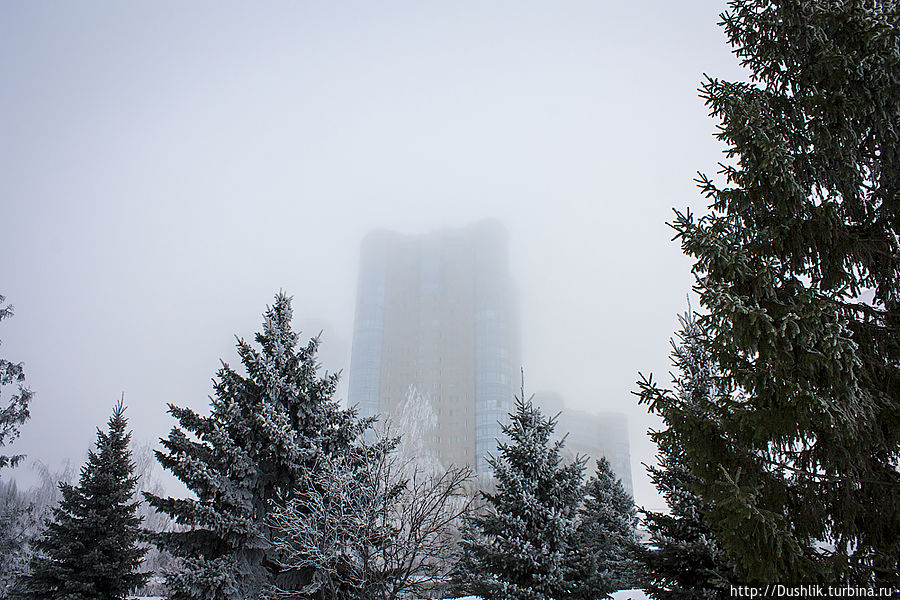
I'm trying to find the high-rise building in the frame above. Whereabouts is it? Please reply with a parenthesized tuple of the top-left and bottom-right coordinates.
(533, 392, 634, 496)
(347, 220, 519, 473)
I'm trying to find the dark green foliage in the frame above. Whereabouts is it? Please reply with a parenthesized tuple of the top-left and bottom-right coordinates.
(20, 400, 148, 599)
(576, 458, 639, 596)
(640, 450, 736, 600)
(454, 394, 586, 600)
(643, 0, 900, 584)
(0, 296, 32, 472)
(638, 313, 738, 599)
(146, 293, 366, 599)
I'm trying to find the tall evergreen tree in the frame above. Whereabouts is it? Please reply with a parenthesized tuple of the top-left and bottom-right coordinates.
(640, 444, 736, 600)
(19, 399, 148, 599)
(575, 458, 639, 596)
(637, 313, 737, 599)
(454, 393, 586, 600)
(146, 293, 366, 599)
(648, 0, 900, 583)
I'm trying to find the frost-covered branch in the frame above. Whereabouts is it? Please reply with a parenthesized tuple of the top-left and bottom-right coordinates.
(265, 433, 473, 600)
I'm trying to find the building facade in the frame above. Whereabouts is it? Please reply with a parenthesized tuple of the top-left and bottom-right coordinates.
(533, 392, 634, 495)
(347, 220, 519, 474)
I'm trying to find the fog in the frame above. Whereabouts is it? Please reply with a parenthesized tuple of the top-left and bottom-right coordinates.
(1, 1, 747, 510)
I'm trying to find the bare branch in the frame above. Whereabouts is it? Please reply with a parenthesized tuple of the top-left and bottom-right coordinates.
(265, 427, 474, 599)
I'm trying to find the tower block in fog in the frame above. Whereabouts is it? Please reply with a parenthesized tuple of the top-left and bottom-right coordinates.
(348, 220, 519, 474)
(532, 392, 633, 496)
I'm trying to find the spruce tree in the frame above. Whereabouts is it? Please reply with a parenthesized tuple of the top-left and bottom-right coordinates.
(637, 313, 737, 599)
(146, 293, 366, 599)
(575, 458, 639, 596)
(649, 0, 900, 582)
(454, 393, 586, 600)
(640, 444, 736, 600)
(20, 399, 148, 599)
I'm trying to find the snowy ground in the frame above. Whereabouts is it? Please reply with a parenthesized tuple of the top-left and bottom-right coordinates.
(449, 595, 648, 600)
(133, 592, 649, 600)
(611, 591, 650, 600)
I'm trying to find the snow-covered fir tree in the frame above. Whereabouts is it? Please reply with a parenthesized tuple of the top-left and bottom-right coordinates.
(661, 0, 900, 582)
(145, 293, 366, 599)
(637, 312, 737, 598)
(575, 457, 639, 596)
(454, 393, 586, 600)
(18, 399, 148, 600)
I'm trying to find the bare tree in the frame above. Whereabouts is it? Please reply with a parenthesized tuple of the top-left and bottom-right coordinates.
(0, 461, 76, 597)
(0, 479, 32, 598)
(23, 460, 76, 538)
(391, 386, 439, 474)
(131, 440, 176, 596)
(265, 435, 474, 600)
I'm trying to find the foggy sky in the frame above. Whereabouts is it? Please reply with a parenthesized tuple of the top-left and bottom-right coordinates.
(1, 1, 747, 509)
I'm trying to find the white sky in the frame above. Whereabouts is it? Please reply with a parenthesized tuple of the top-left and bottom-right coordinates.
(1, 1, 747, 510)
